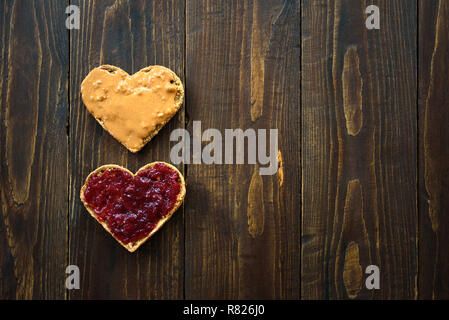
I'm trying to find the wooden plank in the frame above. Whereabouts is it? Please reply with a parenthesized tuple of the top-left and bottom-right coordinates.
(185, 0, 300, 299)
(301, 0, 417, 299)
(418, 0, 449, 299)
(0, 0, 68, 299)
(69, 0, 185, 299)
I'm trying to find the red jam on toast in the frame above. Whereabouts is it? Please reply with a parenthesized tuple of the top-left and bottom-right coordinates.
(83, 163, 181, 244)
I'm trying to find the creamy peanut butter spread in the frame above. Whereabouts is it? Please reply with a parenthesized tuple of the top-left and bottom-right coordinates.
(81, 65, 182, 152)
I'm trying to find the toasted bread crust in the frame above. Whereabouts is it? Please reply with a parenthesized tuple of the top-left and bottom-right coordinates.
(83, 65, 184, 153)
(80, 162, 186, 252)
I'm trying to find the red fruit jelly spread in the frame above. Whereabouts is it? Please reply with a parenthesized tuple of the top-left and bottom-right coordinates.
(83, 163, 181, 244)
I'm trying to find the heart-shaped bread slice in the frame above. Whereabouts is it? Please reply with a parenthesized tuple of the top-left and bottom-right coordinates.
(80, 162, 186, 252)
(81, 65, 184, 153)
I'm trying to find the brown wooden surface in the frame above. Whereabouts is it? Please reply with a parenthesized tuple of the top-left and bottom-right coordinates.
(1, 0, 449, 300)
(418, 0, 449, 299)
(69, 0, 185, 299)
(301, 0, 417, 299)
(184, 0, 300, 299)
(0, 0, 68, 299)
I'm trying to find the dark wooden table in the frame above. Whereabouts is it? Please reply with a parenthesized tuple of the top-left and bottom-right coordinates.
(0, 0, 447, 300)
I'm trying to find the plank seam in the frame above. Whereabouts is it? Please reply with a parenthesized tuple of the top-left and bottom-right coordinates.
(299, 0, 302, 301)
(66, 0, 71, 301)
(415, 0, 419, 300)
(183, 0, 187, 301)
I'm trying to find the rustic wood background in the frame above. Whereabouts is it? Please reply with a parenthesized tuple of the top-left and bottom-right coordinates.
(0, 0, 446, 300)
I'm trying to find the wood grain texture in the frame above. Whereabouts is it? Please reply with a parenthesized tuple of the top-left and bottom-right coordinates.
(69, 0, 185, 299)
(2, 0, 444, 300)
(0, 0, 68, 299)
(185, 0, 300, 299)
(342, 46, 363, 136)
(301, 0, 417, 299)
(418, 0, 449, 299)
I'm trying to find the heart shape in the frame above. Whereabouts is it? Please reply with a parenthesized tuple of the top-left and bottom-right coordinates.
(80, 162, 186, 252)
(81, 65, 184, 153)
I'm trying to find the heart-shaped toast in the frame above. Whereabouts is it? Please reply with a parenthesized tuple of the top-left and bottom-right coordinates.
(81, 65, 184, 153)
(80, 162, 186, 252)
